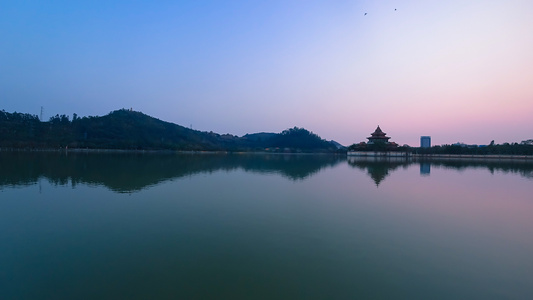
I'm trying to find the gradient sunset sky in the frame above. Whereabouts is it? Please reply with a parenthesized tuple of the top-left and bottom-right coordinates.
(2, 0, 532, 146)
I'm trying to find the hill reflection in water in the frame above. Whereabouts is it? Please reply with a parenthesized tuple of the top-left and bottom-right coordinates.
(1, 152, 532, 193)
(0, 152, 345, 193)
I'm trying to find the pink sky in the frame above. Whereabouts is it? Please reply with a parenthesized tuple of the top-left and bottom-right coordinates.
(1, 0, 532, 146)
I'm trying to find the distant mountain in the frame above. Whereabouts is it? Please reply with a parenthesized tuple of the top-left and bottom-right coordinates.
(329, 140, 345, 149)
(242, 132, 277, 142)
(68, 109, 244, 150)
(0, 109, 339, 152)
(267, 127, 336, 151)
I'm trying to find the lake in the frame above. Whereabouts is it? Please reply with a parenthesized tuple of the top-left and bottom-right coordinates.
(1, 152, 532, 299)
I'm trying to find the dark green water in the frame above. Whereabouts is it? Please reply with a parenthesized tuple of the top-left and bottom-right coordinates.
(1, 152, 532, 299)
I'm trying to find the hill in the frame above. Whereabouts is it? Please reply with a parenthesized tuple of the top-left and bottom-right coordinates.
(0, 109, 338, 152)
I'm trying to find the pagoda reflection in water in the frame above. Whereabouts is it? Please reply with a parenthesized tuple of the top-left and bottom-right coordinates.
(347, 156, 410, 186)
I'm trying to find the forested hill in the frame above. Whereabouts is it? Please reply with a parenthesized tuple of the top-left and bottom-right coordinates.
(0, 109, 339, 152)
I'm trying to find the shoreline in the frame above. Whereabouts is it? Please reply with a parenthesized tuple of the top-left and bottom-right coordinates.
(347, 151, 533, 161)
(412, 153, 533, 161)
(0, 148, 339, 155)
(2, 148, 532, 160)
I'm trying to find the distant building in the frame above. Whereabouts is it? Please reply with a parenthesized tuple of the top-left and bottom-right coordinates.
(348, 126, 400, 153)
(420, 136, 431, 148)
(367, 126, 391, 144)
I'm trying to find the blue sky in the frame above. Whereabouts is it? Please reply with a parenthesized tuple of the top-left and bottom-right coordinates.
(2, 0, 532, 146)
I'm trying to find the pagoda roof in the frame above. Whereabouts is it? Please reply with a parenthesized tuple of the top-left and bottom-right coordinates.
(367, 125, 391, 141)
(370, 125, 387, 137)
(370, 126, 387, 137)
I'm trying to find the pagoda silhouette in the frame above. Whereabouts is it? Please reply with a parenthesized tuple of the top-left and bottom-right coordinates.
(349, 125, 398, 151)
(367, 126, 391, 144)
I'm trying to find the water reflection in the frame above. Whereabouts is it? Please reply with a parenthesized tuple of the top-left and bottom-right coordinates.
(1, 152, 532, 193)
(0, 152, 344, 193)
(2, 152, 532, 299)
(423, 159, 533, 179)
(420, 163, 431, 176)
(347, 156, 533, 186)
(347, 157, 410, 186)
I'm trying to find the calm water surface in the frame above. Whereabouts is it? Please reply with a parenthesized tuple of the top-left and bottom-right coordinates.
(1, 153, 532, 299)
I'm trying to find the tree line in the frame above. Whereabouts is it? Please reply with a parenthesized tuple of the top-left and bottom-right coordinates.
(0, 109, 338, 152)
(415, 143, 533, 156)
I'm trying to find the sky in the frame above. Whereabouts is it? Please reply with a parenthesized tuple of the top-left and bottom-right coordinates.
(1, 0, 532, 146)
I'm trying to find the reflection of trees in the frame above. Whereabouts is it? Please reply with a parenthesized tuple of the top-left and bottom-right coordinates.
(2, 153, 531, 193)
(416, 159, 533, 179)
(347, 157, 533, 186)
(347, 157, 410, 186)
(0, 152, 345, 193)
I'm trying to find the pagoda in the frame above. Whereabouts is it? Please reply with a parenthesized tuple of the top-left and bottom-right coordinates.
(367, 126, 390, 144)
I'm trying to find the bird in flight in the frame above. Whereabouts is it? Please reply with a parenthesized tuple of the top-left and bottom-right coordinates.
(364, 12, 367, 15)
